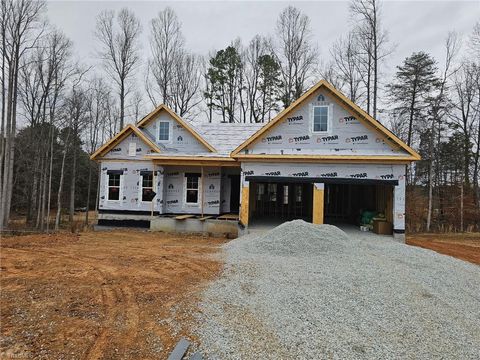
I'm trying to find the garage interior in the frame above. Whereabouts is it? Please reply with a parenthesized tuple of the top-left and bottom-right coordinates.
(324, 183, 393, 226)
(249, 182, 313, 224)
(246, 178, 394, 231)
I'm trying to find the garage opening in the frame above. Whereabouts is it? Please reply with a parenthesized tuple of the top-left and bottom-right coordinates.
(250, 182, 313, 225)
(324, 183, 393, 226)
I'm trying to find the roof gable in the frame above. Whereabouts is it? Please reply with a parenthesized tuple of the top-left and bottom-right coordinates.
(137, 104, 216, 153)
(90, 124, 161, 160)
(231, 80, 420, 160)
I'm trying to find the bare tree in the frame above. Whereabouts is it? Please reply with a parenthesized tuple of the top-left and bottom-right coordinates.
(0, 0, 45, 229)
(84, 75, 111, 225)
(426, 33, 459, 231)
(54, 74, 88, 230)
(95, 8, 141, 130)
(350, 0, 391, 118)
(468, 21, 480, 58)
(450, 62, 478, 186)
(17, 28, 74, 230)
(171, 51, 203, 117)
(328, 31, 363, 102)
(147, 7, 183, 107)
(274, 6, 318, 108)
(319, 60, 345, 91)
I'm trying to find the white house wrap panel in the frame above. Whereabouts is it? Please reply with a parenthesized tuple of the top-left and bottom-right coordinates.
(99, 161, 163, 212)
(142, 111, 211, 153)
(103, 133, 157, 160)
(244, 89, 408, 157)
(163, 166, 222, 214)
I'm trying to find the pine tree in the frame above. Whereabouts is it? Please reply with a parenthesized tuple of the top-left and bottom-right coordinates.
(387, 52, 440, 147)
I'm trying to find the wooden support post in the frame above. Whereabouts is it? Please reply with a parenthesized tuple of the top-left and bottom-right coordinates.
(200, 167, 204, 218)
(239, 185, 249, 226)
(151, 169, 156, 218)
(312, 183, 325, 224)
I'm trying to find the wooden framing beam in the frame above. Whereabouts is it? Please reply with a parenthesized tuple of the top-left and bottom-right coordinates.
(233, 154, 416, 164)
(239, 185, 249, 226)
(312, 183, 325, 225)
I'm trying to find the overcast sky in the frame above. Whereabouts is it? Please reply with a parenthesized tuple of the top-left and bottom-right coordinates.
(45, 0, 479, 119)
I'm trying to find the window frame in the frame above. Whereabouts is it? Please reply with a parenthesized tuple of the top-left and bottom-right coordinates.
(107, 173, 122, 202)
(184, 174, 201, 205)
(157, 121, 171, 143)
(312, 105, 330, 134)
(283, 185, 289, 205)
(140, 173, 155, 203)
(128, 142, 137, 157)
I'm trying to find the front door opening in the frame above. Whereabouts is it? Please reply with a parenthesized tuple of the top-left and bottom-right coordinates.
(229, 174, 240, 214)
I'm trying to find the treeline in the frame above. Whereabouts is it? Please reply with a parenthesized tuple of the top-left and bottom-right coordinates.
(0, 0, 479, 232)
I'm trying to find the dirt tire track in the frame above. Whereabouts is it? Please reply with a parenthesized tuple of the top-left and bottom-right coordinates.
(1, 231, 227, 359)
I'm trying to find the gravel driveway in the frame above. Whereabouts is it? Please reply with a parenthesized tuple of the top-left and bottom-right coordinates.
(197, 220, 480, 359)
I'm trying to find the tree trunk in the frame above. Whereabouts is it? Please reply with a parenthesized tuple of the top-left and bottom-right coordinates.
(46, 128, 54, 232)
(120, 80, 125, 129)
(69, 139, 77, 230)
(55, 130, 71, 230)
(460, 180, 464, 232)
(85, 160, 93, 225)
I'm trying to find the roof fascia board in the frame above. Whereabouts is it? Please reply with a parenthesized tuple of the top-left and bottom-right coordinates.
(233, 154, 415, 164)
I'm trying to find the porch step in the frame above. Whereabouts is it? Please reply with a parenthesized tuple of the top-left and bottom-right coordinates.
(175, 214, 196, 220)
(198, 216, 214, 221)
(217, 214, 239, 221)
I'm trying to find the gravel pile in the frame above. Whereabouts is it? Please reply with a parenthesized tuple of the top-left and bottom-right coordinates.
(231, 219, 350, 257)
(196, 220, 480, 359)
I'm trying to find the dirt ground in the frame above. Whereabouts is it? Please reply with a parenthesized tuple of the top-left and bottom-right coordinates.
(0, 230, 228, 359)
(407, 232, 480, 265)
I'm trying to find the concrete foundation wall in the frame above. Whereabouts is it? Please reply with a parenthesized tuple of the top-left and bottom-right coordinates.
(150, 217, 238, 237)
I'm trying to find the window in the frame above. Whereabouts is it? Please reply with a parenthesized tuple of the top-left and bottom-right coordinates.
(185, 174, 200, 204)
(268, 183, 277, 202)
(295, 185, 302, 202)
(283, 185, 289, 204)
(257, 183, 264, 200)
(141, 173, 154, 202)
(128, 142, 136, 156)
(313, 106, 329, 133)
(158, 121, 170, 141)
(108, 173, 121, 201)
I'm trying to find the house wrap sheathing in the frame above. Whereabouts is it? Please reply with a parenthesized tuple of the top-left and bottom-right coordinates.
(91, 80, 419, 239)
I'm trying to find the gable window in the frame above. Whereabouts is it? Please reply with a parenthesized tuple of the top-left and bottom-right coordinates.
(158, 121, 170, 141)
(141, 172, 154, 202)
(128, 142, 136, 156)
(313, 106, 329, 133)
(108, 173, 122, 201)
(185, 173, 201, 204)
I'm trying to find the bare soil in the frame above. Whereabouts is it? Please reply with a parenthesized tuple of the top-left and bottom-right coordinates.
(407, 232, 480, 265)
(0, 230, 228, 359)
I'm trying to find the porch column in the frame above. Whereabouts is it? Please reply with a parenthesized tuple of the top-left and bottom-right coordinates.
(312, 183, 325, 224)
(239, 185, 249, 226)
